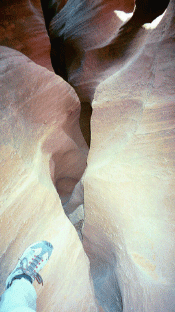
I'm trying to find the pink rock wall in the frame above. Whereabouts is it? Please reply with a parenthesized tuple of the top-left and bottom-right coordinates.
(0, 46, 97, 311)
(0, 0, 175, 311)
(0, 0, 52, 70)
(83, 1, 175, 311)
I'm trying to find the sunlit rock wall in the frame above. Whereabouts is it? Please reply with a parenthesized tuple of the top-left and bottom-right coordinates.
(0, 46, 98, 311)
(1, 0, 175, 311)
(42, 0, 135, 101)
(83, 0, 175, 311)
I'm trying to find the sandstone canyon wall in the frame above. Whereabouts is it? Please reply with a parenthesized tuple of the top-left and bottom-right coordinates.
(0, 0, 175, 311)
(0, 0, 53, 71)
(0, 46, 98, 311)
(83, 1, 175, 311)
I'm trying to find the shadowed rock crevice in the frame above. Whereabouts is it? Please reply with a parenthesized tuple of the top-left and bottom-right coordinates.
(0, 0, 174, 311)
(39, 0, 170, 148)
(41, 1, 174, 311)
(0, 45, 97, 311)
(79, 102, 92, 147)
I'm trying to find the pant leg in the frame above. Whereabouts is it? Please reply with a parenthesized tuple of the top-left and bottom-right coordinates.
(0, 278, 37, 312)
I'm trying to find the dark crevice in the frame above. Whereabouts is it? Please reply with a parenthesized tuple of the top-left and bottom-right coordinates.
(41, 0, 170, 310)
(79, 101, 92, 148)
(40, 0, 170, 147)
(50, 37, 68, 80)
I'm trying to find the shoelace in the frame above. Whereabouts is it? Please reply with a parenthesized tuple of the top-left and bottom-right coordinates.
(18, 256, 44, 285)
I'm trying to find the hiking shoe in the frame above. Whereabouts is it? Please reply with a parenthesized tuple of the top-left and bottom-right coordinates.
(6, 241, 53, 289)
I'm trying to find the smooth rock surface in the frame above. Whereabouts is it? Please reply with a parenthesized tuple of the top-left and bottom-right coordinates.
(0, 46, 97, 311)
(0, 0, 175, 311)
(0, 0, 52, 71)
(83, 0, 175, 311)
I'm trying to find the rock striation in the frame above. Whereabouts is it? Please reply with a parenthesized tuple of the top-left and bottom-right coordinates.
(83, 0, 175, 311)
(0, 46, 97, 311)
(0, 0, 175, 311)
(0, 0, 52, 71)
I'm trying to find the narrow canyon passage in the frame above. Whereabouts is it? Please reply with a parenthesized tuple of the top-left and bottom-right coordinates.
(0, 0, 175, 312)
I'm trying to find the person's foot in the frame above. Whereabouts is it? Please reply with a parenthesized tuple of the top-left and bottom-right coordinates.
(6, 241, 53, 289)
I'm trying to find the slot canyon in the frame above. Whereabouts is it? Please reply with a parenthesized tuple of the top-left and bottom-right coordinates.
(0, 0, 175, 311)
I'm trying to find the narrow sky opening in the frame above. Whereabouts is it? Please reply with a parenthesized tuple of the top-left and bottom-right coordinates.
(143, 10, 167, 29)
(114, 10, 133, 22)
(115, 9, 167, 30)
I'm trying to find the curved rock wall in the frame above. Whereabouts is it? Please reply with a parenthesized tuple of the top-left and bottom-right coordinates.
(0, 46, 97, 311)
(0, 0, 175, 311)
(0, 0, 52, 70)
(83, 0, 175, 311)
